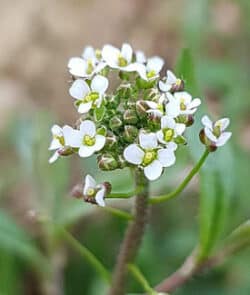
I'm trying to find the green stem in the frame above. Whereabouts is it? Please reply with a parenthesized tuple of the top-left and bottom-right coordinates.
(101, 206, 134, 221)
(127, 264, 157, 295)
(60, 228, 111, 283)
(149, 149, 210, 204)
(107, 186, 143, 199)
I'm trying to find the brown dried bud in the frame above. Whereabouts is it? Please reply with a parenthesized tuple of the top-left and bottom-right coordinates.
(71, 184, 83, 199)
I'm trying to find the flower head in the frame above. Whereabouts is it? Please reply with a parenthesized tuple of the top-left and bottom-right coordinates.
(159, 70, 184, 92)
(83, 174, 107, 206)
(69, 120, 106, 157)
(157, 116, 186, 145)
(123, 132, 177, 181)
(200, 115, 232, 149)
(69, 75, 108, 113)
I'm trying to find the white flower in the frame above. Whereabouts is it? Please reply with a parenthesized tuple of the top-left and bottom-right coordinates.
(83, 174, 106, 206)
(48, 124, 78, 163)
(69, 75, 108, 113)
(123, 132, 177, 181)
(159, 70, 183, 92)
(146, 95, 166, 117)
(166, 92, 201, 116)
(201, 115, 232, 147)
(102, 43, 146, 76)
(68, 120, 106, 157)
(157, 116, 186, 145)
(68, 46, 106, 78)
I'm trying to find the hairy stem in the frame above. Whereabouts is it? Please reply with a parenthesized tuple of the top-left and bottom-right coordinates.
(108, 169, 149, 295)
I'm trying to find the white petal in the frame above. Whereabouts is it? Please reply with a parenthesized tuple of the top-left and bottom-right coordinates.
(68, 58, 88, 77)
(136, 50, 146, 63)
(204, 127, 217, 142)
(121, 43, 133, 63)
(82, 46, 95, 60)
(83, 174, 96, 195)
(146, 101, 158, 109)
(158, 149, 176, 167)
(165, 94, 181, 118)
(62, 125, 81, 148)
(123, 144, 144, 165)
(175, 123, 186, 135)
(51, 124, 62, 136)
(147, 56, 164, 74)
(147, 109, 163, 117)
(78, 145, 95, 158)
(94, 62, 107, 73)
(139, 132, 158, 149)
(102, 44, 120, 66)
(49, 138, 61, 150)
(201, 115, 213, 129)
(167, 141, 178, 151)
(216, 132, 232, 147)
(91, 75, 108, 93)
(175, 92, 192, 104)
(49, 151, 60, 163)
(93, 135, 106, 151)
(156, 130, 165, 144)
(79, 120, 96, 137)
(78, 102, 92, 114)
(166, 70, 177, 84)
(159, 80, 172, 92)
(95, 188, 106, 207)
(125, 63, 147, 80)
(144, 160, 163, 181)
(161, 116, 175, 129)
(215, 118, 230, 131)
(69, 79, 90, 99)
(189, 98, 201, 109)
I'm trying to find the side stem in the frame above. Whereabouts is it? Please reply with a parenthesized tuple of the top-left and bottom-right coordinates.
(108, 169, 149, 295)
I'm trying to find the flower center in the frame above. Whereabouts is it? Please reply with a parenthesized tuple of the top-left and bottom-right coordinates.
(83, 135, 96, 146)
(213, 125, 221, 138)
(87, 187, 96, 197)
(142, 150, 157, 166)
(180, 98, 186, 111)
(86, 59, 94, 75)
(54, 135, 65, 146)
(83, 92, 99, 103)
(95, 49, 102, 60)
(147, 70, 156, 79)
(157, 103, 164, 112)
(163, 128, 174, 142)
(118, 54, 128, 67)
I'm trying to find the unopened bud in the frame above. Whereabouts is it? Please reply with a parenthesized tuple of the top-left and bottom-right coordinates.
(106, 131, 118, 149)
(98, 153, 118, 171)
(71, 184, 83, 199)
(176, 115, 194, 126)
(123, 109, 138, 124)
(174, 135, 187, 145)
(136, 100, 149, 116)
(117, 155, 127, 169)
(148, 112, 161, 125)
(97, 125, 107, 136)
(58, 147, 74, 156)
(171, 79, 185, 92)
(199, 129, 217, 152)
(109, 116, 123, 130)
(102, 182, 112, 194)
(123, 125, 138, 142)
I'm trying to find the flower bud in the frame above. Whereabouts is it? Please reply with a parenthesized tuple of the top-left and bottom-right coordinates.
(117, 155, 127, 169)
(174, 135, 187, 145)
(123, 109, 138, 124)
(97, 125, 107, 136)
(109, 116, 123, 130)
(136, 100, 150, 117)
(199, 129, 217, 152)
(58, 147, 74, 156)
(98, 153, 118, 171)
(71, 184, 83, 199)
(148, 112, 161, 125)
(105, 131, 118, 149)
(102, 182, 112, 194)
(176, 115, 194, 126)
(123, 125, 138, 142)
(171, 79, 185, 92)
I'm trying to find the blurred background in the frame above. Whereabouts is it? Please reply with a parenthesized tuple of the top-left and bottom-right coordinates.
(0, 0, 250, 294)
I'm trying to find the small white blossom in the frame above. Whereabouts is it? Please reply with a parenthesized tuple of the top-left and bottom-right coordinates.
(68, 46, 106, 78)
(166, 92, 201, 116)
(146, 95, 166, 117)
(69, 75, 108, 113)
(68, 120, 106, 158)
(48, 124, 78, 163)
(123, 132, 177, 181)
(83, 174, 106, 206)
(157, 116, 186, 145)
(159, 70, 183, 92)
(201, 115, 232, 147)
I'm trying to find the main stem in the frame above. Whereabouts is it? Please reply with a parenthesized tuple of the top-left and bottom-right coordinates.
(108, 169, 149, 295)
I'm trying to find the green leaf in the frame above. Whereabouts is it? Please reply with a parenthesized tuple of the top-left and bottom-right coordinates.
(94, 106, 106, 122)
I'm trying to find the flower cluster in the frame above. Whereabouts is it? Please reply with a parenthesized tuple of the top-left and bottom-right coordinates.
(49, 43, 232, 204)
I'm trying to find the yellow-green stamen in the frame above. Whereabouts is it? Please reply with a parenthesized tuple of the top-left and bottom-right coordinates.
(118, 54, 128, 67)
(147, 70, 156, 79)
(142, 150, 157, 166)
(54, 135, 65, 146)
(175, 78, 182, 86)
(180, 98, 186, 111)
(163, 128, 174, 142)
(86, 59, 94, 75)
(87, 187, 95, 197)
(83, 135, 96, 146)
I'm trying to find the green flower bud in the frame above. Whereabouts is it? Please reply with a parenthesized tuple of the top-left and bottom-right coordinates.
(123, 125, 138, 142)
(102, 182, 112, 194)
(123, 109, 138, 124)
(136, 100, 149, 117)
(97, 125, 107, 136)
(176, 115, 194, 126)
(117, 155, 127, 169)
(98, 153, 118, 171)
(105, 131, 118, 149)
(58, 147, 74, 156)
(174, 135, 187, 145)
(109, 116, 123, 130)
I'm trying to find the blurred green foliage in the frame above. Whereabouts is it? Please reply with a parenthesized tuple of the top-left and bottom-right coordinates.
(1, 0, 250, 294)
